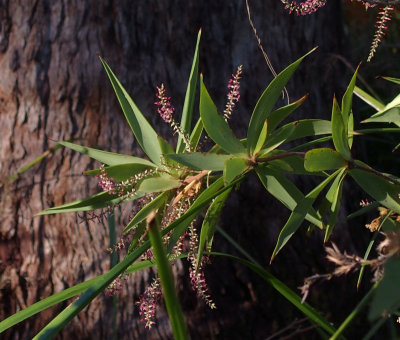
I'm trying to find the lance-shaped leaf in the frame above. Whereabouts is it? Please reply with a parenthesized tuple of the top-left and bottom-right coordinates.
(260, 123, 295, 155)
(254, 120, 268, 155)
(247, 48, 316, 154)
(189, 118, 204, 151)
(341, 65, 359, 128)
(256, 166, 323, 228)
(196, 189, 231, 271)
(259, 120, 332, 155)
(324, 168, 346, 242)
(137, 173, 181, 193)
(332, 97, 352, 160)
(123, 191, 170, 234)
(271, 170, 340, 261)
(200, 77, 246, 156)
(267, 95, 308, 133)
(223, 157, 249, 184)
(369, 257, 400, 320)
(38, 191, 127, 214)
(304, 148, 347, 172)
(165, 152, 231, 171)
(354, 86, 384, 111)
(349, 168, 400, 214)
(100, 57, 163, 165)
(84, 163, 153, 182)
(177, 29, 201, 153)
(382, 76, 400, 85)
(362, 92, 400, 127)
(59, 141, 156, 167)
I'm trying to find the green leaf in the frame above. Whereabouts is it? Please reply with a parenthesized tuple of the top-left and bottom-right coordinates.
(267, 95, 308, 133)
(32, 239, 152, 339)
(59, 141, 156, 167)
(271, 170, 340, 260)
(256, 166, 324, 228)
(123, 191, 170, 234)
(100, 57, 163, 165)
(369, 257, 400, 320)
(197, 189, 231, 270)
(223, 157, 249, 184)
(324, 169, 346, 242)
(247, 48, 316, 154)
(147, 212, 188, 339)
(189, 118, 204, 151)
(165, 152, 232, 171)
(38, 191, 126, 215)
(177, 29, 201, 153)
(200, 77, 246, 155)
(254, 120, 268, 155)
(137, 173, 181, 193)
(0, 258, 158, 333)
(261, 123, 295, 155)
(349, 168, 400, 214)
(304, 148, 347, 172)
(354, 86, 385, 111)
(84, 163, 153, 182)
(259, 120, 332, 155)
(348, 111, 354, 149)
(331, 97, 351, 160)
(362, 93, 400, 126)
(341, 65, 358, 128)
(382, 76, 400, 85)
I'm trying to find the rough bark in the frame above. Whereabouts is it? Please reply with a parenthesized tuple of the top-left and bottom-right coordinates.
(0, 1, 350, 339)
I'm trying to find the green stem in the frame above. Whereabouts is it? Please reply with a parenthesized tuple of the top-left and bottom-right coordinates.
(329, 282, 379, 340)
(147, 211, 188, 340)
(256, 151, 305, 164)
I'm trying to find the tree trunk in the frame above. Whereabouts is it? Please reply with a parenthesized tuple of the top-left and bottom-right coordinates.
(0, 1, 348, 339)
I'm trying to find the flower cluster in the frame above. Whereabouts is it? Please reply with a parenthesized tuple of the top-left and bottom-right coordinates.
(105, 272, 129, 296)
(155, 84, 192, 152)
(187, 223, 216, 309)
(281, 0, 326, 15)
(137, 277, 162, 329)
(224, 65, 243, 122)
(107, 237, 126, 253)
(367, 5, 394, 62)
(97, 165, 117, 194)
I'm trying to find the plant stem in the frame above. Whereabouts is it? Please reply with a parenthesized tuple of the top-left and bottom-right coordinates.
(256, 152, 305, 163)
(147, 211, 188, 340)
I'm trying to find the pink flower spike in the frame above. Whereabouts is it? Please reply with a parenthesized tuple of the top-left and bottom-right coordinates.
(155, 84, 175, 123)
(223, 65, 243, 122)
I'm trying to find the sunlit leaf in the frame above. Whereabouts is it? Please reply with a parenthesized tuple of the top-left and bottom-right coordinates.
(165, 152, 231, 171)
(177, 29, 201, 153)
(200, 77, 246, 156)
(341, 65, 358, 128)
(223, 157, 249, 184)
(247, 48, 316, 154)
(84, 163, 153, 182)
(354, 86, 384, 111)
(100, 57, 163, 165)
(304, 148, 347, 172)
(331, 97, 351, 160)
(123, 191, 170, 234)
(137, 173, 181, 193)
(267, 95, 307, 133)
(38, 191, 126, 214)
(59, 141, 156, 167)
